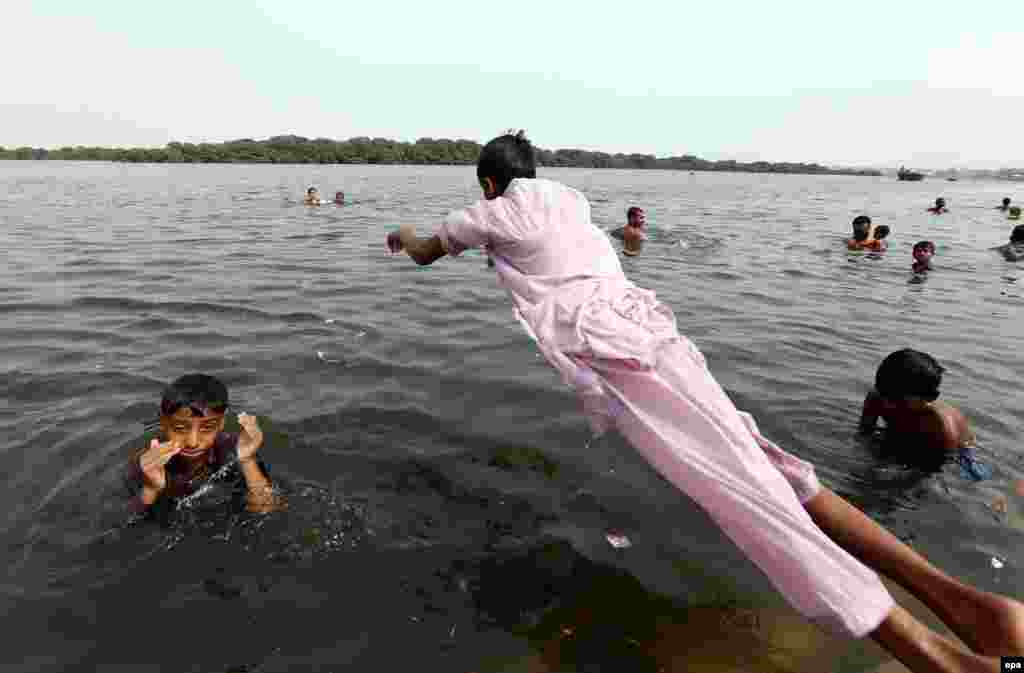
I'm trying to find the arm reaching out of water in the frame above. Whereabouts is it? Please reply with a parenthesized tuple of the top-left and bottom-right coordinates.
(236, 413, 279, 513)
(386, 225, 447, 266)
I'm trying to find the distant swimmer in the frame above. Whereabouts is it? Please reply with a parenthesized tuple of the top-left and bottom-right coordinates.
(304, 187, 322, 206)
(911, 240, 936, 273)
(872, 225, 890, 251)
(610, 206, 648, 256)
(997, 197, 1012, 212)
(334, 191, 346, 205)
(847, 215, 879, 250)
(992, 224, 1024, 262)
(926, 197, 948, 214)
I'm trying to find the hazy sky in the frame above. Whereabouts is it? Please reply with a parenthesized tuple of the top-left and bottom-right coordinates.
(2, 0, 1021, 168)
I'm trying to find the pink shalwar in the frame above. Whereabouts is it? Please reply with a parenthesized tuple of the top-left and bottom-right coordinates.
(435, 178, 894, 638)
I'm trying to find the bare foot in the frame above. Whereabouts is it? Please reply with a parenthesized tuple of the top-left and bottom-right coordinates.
(941, 590, 1024, 656)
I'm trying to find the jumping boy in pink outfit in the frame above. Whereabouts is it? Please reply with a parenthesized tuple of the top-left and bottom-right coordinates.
(386, 130, 1024, 672)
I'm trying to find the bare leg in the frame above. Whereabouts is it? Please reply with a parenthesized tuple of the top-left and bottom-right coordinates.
(806, 488, 1024, 656)
(870, 605, 999, 673)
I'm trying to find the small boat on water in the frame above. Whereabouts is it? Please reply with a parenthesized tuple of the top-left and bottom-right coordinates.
(898, 166, 925, 181)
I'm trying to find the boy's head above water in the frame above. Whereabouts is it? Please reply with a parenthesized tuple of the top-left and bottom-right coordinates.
(159, 373, 229, 459)
(851, 215, 872, 241)
(875, 349, 944, 404)
(912, 240, 935, 260)
(874, 225, 890, 240)
(477, 129, 537, 200)
(627, 206, 646, 227)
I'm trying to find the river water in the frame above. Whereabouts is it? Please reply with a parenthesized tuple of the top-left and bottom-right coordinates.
(1, 161, 1021, 672)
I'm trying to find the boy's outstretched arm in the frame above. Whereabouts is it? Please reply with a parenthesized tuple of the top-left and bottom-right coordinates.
(387, 225, 447, 266)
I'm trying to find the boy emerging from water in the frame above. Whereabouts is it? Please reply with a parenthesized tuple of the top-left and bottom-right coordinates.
(847, 215, 878, 250)
(124, 374, 276, 515)
(997, 197, 1011, 212)
(859, 349, 975, 465)
(610, 206, 648, 256)
(911, 240, 935, 273)
(304, 187, 321, 205)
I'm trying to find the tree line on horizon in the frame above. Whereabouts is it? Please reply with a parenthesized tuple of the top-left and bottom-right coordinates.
(0, 135, 882, 176)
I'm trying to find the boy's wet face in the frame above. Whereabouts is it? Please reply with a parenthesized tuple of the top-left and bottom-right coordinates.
(160, 407, 225, 459)
(630, 210, 646, 227)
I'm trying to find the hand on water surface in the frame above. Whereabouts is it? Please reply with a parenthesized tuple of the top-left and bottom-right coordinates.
(386, 230, 403, 253)
(138, 438, 181, 499)
(237, 413, 264, 463)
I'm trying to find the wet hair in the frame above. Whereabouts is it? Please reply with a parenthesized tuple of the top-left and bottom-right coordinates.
(476, 130, 537, 195)
(913, 240, 935, 254)
(1012, 225, 1024, 243)
(1003, 197, 1011, 206)
(851, 215, 872, 241)
(874, 225, 890, 240)
(627, 206, 644, 223)
(875, 349, 944, 402)
(307, 187, 316, 195)
(160, 374, 229, 417)
(935, 197, 946, 207)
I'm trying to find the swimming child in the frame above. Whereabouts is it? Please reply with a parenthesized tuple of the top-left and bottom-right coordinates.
(997, 197, 1011, 212)
(927, 197, 948, 214)
(873, 225, 890, 248)
(334, 191, 346, 205)
(610, 207, 648, 256)
(385, 130, 1024, 670)
(911, 240, 935, 273)
(124, 374, 276, 515)
(859, 350, 975, 467)
(304, 187, 322, 206)
(992, 224, 1024, 262)
(847, 215, 876, 250)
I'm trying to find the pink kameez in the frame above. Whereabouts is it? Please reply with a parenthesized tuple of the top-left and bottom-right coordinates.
(436, 178, 894, 638)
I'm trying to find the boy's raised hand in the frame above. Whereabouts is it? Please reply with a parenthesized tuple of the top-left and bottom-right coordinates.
(138, 438, 181, 493)
(237, 413, 264, 463)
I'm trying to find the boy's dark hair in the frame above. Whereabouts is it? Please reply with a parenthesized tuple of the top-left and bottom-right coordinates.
(1011, 225, 1024, 243)
(627, 206, 644, 222)
(307, 187, 316, 194)
(477, 130, 537, 195)
(1003, 197, 1011, 206)
(875, 349, 945, 402)
(851, 215, 872, 241)
(874, 225, 890, 239)
(160, 374, 229, 417)
(913, 240, 935, 253)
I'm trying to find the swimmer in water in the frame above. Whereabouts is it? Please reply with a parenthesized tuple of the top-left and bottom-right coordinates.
(911, 240, 935, 273)
(123, 374, 277, 516)
(334, 191, 346, 205)
(304, 187, 322, 206)
(997, 197, 1011, 212)
(871, 225, 890, 251)
(859, 349, 976, 469)
(385, 129, 1024, 671)
(610, 207, 648, 256)
(992, 224, 1024, 262)
(927, 197, 948, 214)
(847, 215, 874, 250)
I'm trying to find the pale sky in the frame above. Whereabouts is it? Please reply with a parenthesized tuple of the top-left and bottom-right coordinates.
(2, 0, 1022, 169)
